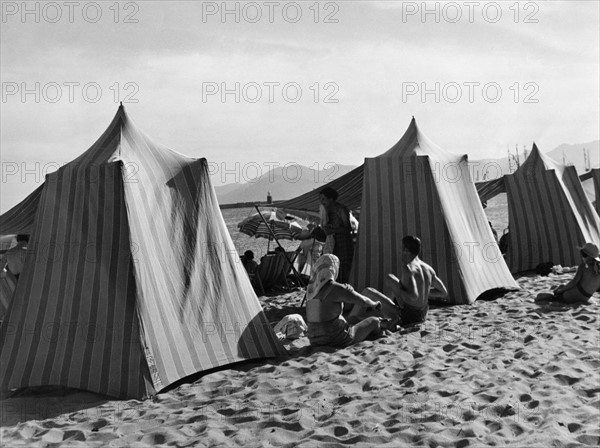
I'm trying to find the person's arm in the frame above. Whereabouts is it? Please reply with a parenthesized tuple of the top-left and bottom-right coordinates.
(429, 273, 448, 299)
(327, 283, 380, 308)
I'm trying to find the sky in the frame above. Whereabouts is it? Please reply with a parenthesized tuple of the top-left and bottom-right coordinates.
(1, 1, 599, 212)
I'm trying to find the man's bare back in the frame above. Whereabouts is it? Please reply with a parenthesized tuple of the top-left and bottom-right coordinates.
(388, 257, 447, 309)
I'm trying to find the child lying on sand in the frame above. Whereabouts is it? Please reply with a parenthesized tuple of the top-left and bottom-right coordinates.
(536, 242, 600, 303)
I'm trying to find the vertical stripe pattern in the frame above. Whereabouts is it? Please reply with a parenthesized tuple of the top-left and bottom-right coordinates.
(505, 146, 600, 272)
(0, 164, 150, 398)
(0, 106, 285, 398)
(351, 120, 517, 304)
(593, 169, 600, 216)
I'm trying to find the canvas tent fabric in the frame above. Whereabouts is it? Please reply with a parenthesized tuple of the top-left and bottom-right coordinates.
(277, 166, 364, 214)
(0, 185, 44, 235)
(502, 145, 600, 273)
(579, 169, 600, 216)
(594, 169, 600, 216)
(476, 177, 506, 205)
(0, 105, 285, 399)
(352, 119, 517, 304)
(280, 119, 518, 304)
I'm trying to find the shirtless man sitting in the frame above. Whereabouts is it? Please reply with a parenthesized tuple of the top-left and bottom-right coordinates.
(536, 242, 600, 303)
(362, 235, 448, 328)
(305, 254, 386, 347)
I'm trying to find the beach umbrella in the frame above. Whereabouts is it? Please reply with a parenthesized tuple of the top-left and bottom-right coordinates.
(238, 211, 301, 250)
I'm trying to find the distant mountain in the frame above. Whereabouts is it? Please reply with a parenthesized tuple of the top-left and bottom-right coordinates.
(213, 141, 599, 204)
(548, 140, 599, 173)
(469, 140, 599, 182)
(213, 164, 356, 204)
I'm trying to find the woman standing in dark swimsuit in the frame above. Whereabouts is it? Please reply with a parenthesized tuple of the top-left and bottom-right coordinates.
(319, 187, 354, 283)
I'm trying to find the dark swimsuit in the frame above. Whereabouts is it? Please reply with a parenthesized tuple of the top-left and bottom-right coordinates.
(575, 283, 594, 299)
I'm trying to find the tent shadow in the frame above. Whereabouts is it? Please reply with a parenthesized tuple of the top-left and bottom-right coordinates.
(533, 301, 593, 313)
(162, 310, 293, 394)
(476, 287, 514, 301)
(1, 386, 110, 427)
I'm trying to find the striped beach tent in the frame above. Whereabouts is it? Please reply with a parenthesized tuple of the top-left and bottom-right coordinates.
(0, 105, 285, 399)
(0, 270, 17, 321)
(502, 145, 600, 272)
(351, 119, 517, 304)
(280, 119, 518, 304)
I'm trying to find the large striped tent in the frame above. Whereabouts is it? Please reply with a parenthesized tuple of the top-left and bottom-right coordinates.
(501, 145, 600, 272)
(0, 105, 285, 399)
(280, 119, 518, 304)
(352, 119, 517, 304)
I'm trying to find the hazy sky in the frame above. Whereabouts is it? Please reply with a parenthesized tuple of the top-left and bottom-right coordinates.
(1, 1, 599, 212)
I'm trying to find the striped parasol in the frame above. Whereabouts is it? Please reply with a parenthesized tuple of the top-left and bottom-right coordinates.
(238, 211, 302, 240)
(238, 211, 303, 252)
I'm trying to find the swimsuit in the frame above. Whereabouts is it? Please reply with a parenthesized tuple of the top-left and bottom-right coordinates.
(307, 316, 354, 347)
(399, 303, 428, 326)
(575, 283, 594, 299)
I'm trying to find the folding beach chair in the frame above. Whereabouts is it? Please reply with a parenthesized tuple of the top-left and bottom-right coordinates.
(254, 253, 290, 295)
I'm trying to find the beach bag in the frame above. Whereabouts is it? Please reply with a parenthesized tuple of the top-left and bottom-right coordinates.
(274, 314, 307, 340)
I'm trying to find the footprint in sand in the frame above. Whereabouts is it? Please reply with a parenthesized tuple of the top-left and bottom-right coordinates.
(333, 426, 349, 437)
(335, 395, 353, 405)
(443, 343, 458, 352)
(576, 434, 600, 445)
(554, 374, 580, 385)
(519, 393, 532, 402)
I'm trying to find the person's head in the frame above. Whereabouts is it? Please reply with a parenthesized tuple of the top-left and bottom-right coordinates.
(274, 247, 285, 254)
(402, 235, 421, 261)
(16, 234, 29, 243)
(319, 187, 338, 207)
(243, 250, 254, 261)
(307, 223, 316, 231)
(579, 242, 600, 263)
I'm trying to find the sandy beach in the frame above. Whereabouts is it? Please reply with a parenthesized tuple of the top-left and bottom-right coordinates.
(1, 270, 598, 447)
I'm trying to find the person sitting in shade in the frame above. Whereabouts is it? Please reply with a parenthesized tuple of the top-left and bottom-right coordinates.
(0, 234, 29, 281)
(361, 235, 448, 328)
(305, 254, 389, 347)
(536, 242, 600, 303)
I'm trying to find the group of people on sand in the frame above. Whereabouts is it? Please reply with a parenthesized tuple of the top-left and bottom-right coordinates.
(301, 187, 600, 349)
(300, 187, 450, 347)
(305, 235, 448, 347)
(240, 186, 600, 349)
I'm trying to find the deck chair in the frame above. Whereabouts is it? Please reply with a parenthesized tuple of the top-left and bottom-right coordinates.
(254, 253, 290, 295)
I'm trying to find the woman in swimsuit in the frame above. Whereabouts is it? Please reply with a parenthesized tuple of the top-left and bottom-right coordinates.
(536, 242, 600, 303)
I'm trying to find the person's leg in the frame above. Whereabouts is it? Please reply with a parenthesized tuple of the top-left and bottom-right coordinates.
(557, 285, 591, 303)
(384, 274, 402, 303)
(350, 317, 381, 343)
(361, 287, 401, 322)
